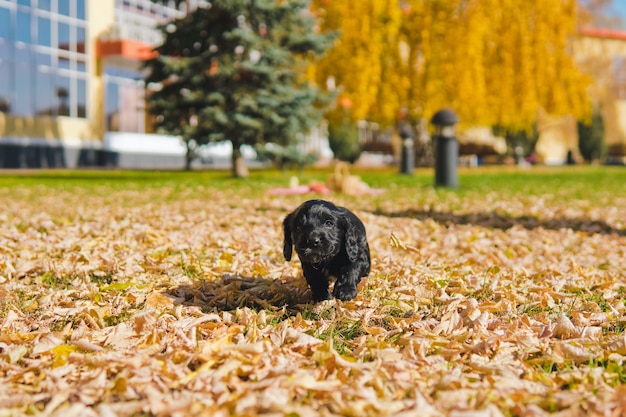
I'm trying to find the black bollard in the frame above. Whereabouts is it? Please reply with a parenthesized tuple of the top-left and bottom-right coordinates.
(434, 135, 458, 188)
(431, 108, 459, 188)
(399, 122, 415, 175)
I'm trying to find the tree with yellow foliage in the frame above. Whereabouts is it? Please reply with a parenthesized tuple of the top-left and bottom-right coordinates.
(311, 0, 590, 132)
(311, 0, 404, 124)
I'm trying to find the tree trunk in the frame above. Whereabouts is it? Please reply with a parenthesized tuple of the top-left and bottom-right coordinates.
(185, 142, 194, 171)
(231, 142, 249, 178)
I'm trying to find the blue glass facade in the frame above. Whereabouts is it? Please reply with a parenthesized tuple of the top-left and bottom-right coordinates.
(0, 0, 211, 169)
(104, 66, 145, 133)
(0, 0, 87, 118)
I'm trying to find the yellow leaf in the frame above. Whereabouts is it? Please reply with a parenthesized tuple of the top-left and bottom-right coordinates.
(52, 344, 77, 367)
(101, 281, 136, 292)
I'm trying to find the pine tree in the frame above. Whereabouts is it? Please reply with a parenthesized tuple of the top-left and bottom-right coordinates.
(144, 0, 336, 176)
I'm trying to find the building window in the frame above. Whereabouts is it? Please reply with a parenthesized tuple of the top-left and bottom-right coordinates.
(104, 66, 146, 133)
(39, 0, 51, 11)
(36, 16, 51, 47)
(16, 10, 31, 43)
(35, 51, 54, 115)
(0, 7, 9, 40)
(0, 59, 10, 112)
(58, 0, 70, 17)
(0, 6, 11, 113)
(0, 0, 88, 118)
(58, 21, 70, 50)
(613, 56, 626, 100)
(14, 43, 33, 116)
(77, 77, 86, 117)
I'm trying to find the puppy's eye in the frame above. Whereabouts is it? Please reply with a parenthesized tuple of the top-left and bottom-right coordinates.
(324, 220, 334, 228)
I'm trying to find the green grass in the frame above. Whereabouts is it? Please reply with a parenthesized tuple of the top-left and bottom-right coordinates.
(314, 317, 365, 355)
(1, 165, 624, 201)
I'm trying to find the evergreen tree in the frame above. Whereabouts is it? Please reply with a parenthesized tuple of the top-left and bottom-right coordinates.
(144, 0, 336, 175)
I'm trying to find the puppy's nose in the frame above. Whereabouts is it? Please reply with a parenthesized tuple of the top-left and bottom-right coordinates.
(311, 237, 321, 247)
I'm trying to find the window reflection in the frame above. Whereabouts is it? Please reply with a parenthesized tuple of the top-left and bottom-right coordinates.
(77, 77, 86, 117)
(37, 16, 51, 47)
(39, 0, 52, 11)
(16, 11, 31, 43)
(0, 8, 10, 40)
(105, 67, 146, 133)
(0, 61, 11, 113)
(58, 0, 70, 16)
(76, 27, 85, 53)
(56, 75, 70, 116)
(35, 66, 55, 115)
(35, 52, 53, 115)
(77, 0, 85, 19)
(15, 61, 33, 116)
(58, 22, 70, 50)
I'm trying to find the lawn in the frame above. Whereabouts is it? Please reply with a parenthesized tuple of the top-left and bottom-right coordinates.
(0, 165, 625, 416)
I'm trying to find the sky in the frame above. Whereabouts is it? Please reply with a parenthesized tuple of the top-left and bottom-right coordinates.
(608, 1, 626, 17)
(577, 0, 626, 28)
(595, 0, 626, 29)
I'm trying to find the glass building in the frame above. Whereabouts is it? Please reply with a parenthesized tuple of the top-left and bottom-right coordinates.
(0, 0, 87, 118)
(0, 0, 202, 168)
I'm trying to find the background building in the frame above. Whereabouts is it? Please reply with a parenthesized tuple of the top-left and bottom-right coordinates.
(0, 0, 202, 168)
(525, 27, 626, 165)
(575, 27, 626, 163)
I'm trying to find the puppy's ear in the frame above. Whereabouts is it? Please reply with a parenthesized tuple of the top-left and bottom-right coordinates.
(283, 212, 293, 261)
(344, 216, 361, 263)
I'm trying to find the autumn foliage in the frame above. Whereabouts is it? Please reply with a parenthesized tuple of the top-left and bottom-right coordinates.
(312, 0, 590, 130)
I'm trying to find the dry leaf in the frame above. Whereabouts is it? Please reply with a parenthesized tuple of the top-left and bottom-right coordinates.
(1, 177, 624, 416)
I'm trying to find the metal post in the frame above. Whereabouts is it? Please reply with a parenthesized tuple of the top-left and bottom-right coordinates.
(434, 135, 458, 188)
(431, 108, 459, 188)
(399, 121, 414, 175)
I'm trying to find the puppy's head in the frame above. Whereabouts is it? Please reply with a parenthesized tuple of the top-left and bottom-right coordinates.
(283, 200, 344, 266)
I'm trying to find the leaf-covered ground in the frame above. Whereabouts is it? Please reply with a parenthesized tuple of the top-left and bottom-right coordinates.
(1, 168, 625, 416)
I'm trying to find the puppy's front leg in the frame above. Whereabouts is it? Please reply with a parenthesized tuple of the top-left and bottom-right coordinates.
(333, 266, 360, 301)
(302, 264, 332, 302)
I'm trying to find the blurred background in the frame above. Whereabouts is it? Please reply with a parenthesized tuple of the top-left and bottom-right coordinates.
(1, 0, 626, 170)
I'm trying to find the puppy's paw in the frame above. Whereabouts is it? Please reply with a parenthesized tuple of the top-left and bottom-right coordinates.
(333, 282, 357, 301)
(311, 289, 332, 303)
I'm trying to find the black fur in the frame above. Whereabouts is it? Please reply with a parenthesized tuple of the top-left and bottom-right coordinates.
(283, 200, 370, 302)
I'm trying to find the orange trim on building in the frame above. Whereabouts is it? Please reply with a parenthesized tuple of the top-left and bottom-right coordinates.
(96, 39, 158, 60)
(580, 27, 626, 41)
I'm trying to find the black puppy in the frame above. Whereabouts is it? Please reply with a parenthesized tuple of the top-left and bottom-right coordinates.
(283, 199, 370, 302)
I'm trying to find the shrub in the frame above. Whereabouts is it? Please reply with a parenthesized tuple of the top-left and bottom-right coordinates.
(328, 122, 361, 163)
(577, 108, 605, 162)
